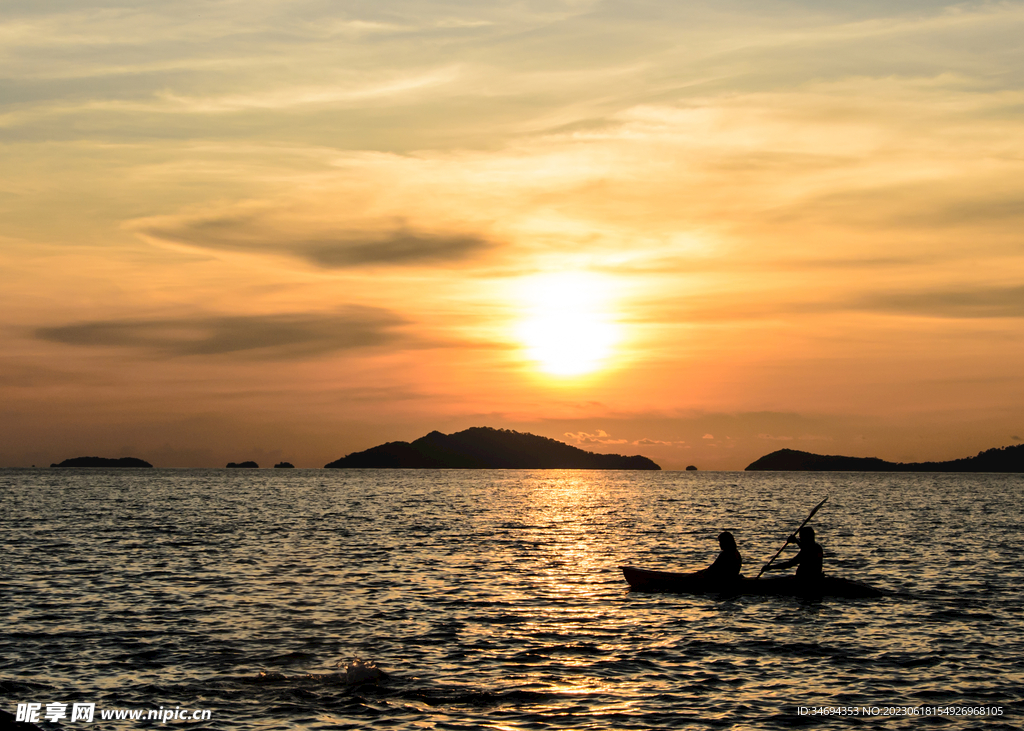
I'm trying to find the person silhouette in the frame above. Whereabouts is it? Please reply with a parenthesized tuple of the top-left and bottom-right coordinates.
(700, 530, 742, 582)
(762, 525, 823, 580)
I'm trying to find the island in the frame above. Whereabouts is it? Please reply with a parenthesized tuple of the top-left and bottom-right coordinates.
(226, 461, 259, 468)
(685, 465, 698, 471)
(274, 462, 295, 469)
(51, 456, 153, 468)
(325, 427, 660, 470)
(745, 444, 1024, 472)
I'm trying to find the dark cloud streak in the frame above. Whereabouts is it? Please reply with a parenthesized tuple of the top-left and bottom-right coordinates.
(303, 231, 488, 267)
(630, 283, 1024, 325)
(139, 212, 495, 268)
(35, 308, 407, 359)
(856, 285, 1024, 319)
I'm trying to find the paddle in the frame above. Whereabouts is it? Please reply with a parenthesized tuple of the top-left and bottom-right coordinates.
(755, 495, 828, 579)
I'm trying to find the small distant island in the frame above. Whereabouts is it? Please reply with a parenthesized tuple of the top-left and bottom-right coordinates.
(746, 444, 1024, 472)
(274, 462, 295, 469)
(226, 461, 259, 468)
(51, 456, 153, 468)
(686, 465, 698, 471)
(325, 427, 660, 470)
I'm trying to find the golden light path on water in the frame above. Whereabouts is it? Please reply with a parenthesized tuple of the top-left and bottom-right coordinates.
(502, 473, 653, 705)
(515, 273, 621, 377)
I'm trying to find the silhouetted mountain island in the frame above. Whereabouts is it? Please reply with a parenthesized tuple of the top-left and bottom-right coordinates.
(746, 444, 1024, 472)
(325, 427, 660, 470)
(51, 456, 152, 468)
(226, 461, 259, 468)
(274, 462, 295, 469)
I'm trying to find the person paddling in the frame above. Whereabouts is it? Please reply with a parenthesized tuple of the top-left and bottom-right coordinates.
(761, 526, 823, 580)
(700, 530, 742, 582)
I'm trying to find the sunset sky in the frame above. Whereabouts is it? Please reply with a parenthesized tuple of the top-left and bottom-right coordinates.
(3, 0, 1023, 469)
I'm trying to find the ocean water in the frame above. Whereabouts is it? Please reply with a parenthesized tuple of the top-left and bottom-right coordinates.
(2, 469, 1021, 729)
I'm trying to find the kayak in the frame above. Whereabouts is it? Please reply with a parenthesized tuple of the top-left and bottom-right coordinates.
(622, 566, 883, 598)
(621, 566, 884, 598)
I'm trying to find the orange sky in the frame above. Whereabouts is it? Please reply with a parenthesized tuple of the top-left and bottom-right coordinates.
(2, 1, 1023, 469)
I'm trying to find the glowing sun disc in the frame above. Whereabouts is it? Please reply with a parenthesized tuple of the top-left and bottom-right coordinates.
(516, 273, 619, 377)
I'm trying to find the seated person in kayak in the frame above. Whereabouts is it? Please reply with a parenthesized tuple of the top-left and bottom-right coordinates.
(698, 530, 742, 581)
(763, 526, 823, 580)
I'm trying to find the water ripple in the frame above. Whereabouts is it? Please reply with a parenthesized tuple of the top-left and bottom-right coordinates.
(2, 469, 1022, 729)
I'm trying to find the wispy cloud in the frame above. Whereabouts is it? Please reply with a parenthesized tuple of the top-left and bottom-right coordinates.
(35, 308, 407, 359)
(633, 437, 686, 447)
(855, 285, 1024, 319)
(564, 429, 628, 445)
(154, 68, 462, 113)
(132, 209, 496, 269)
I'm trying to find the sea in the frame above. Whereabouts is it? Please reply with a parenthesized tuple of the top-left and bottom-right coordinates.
(2, 469, 1021, 730)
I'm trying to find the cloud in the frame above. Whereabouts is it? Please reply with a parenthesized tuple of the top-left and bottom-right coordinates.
(302, 230, 489, 268)
(34, 308, 407, 359)
(155, 68, 462, 113)
(564, 429, 628, 445)
(855, 285, 1024, 319)
(633, 438, 686, 447)
(134, 210, 495, 269)
(758, 433, 794, 441)
(643, 279, 1024, 326)
(775, 183, 1024, 233)
(702, 433, 714, 439)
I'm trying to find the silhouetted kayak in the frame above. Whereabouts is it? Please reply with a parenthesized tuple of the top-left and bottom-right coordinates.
(621, 566, 883, 598)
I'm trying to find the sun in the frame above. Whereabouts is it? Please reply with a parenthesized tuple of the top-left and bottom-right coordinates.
(516, 272, 620, 377)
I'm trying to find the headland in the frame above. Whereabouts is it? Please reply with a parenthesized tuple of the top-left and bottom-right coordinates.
(745, 444, 1024, 472)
